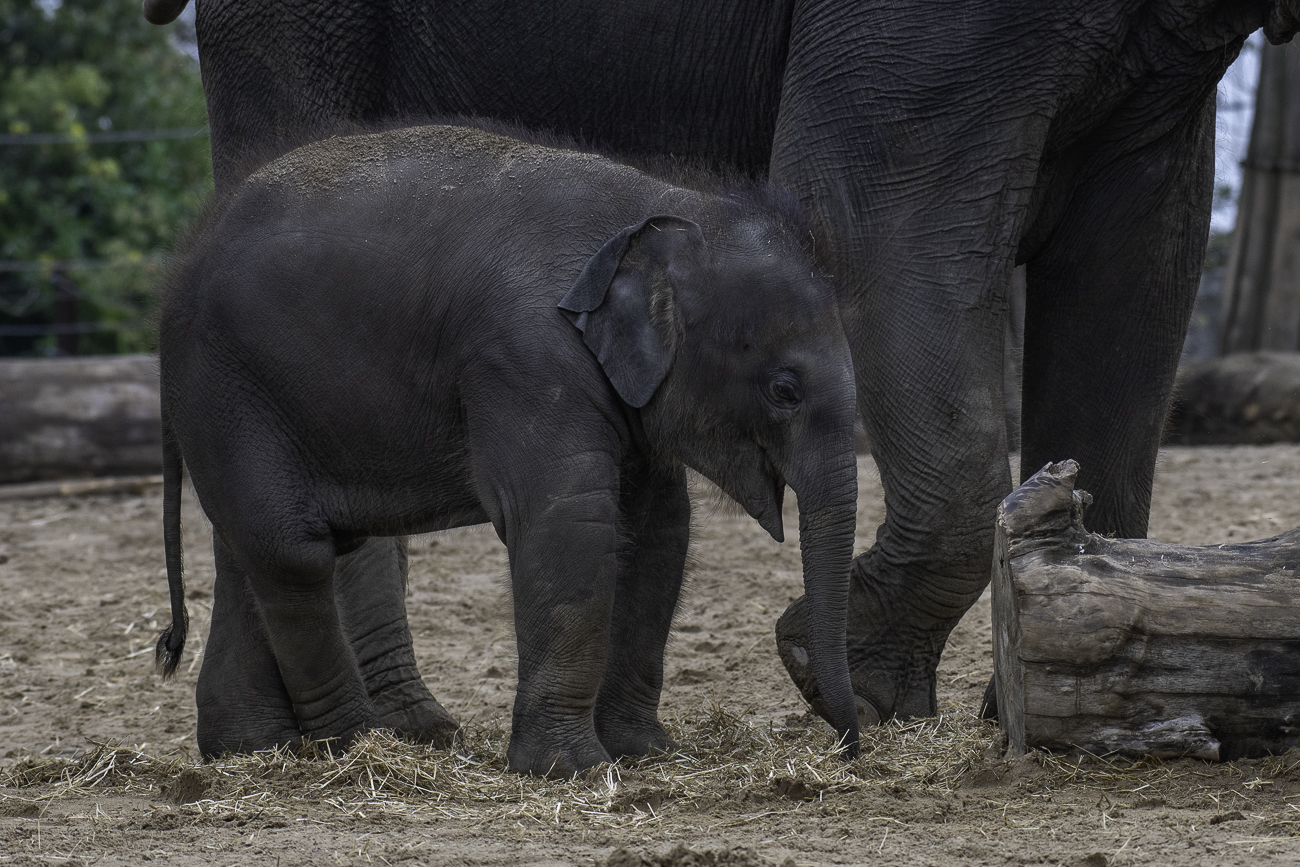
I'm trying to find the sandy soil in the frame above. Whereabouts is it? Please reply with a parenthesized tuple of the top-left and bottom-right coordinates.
(2, 445, 1300, 865)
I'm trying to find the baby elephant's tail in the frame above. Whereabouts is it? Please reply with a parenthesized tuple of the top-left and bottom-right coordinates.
(155, 418, 188, 678)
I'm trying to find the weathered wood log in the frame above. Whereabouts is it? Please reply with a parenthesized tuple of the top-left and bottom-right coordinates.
(993, 460, 1300, 761)
(1167, 351, 1300, 444)
(0, 355, 161, 483)
(0, 474, 163, 501)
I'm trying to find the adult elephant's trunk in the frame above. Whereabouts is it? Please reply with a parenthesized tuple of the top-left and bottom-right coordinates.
(785, 444, 860, 758)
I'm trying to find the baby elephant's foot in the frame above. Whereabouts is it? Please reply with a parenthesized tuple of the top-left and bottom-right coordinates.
(595, 713, 677, 760)
(198, 717, 304, 760)
(372, 682, 460, 747)
(507, 724, 612, 778)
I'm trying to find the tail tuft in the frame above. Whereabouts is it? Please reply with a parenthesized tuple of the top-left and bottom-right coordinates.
(155, 623, 185, 678)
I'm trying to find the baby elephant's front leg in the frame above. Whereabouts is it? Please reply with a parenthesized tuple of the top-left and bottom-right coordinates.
(502, 483, 622, 777)
(595, 462, 690, 759)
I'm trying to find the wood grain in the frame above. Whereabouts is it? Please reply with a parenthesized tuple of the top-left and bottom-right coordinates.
(993, 460, 1300, 760)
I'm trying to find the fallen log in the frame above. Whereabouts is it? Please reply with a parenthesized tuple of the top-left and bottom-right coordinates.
(0, 474, 163, 502)
(0, 355, 161, 483)
(992, 460, 1300, 761)
(1167, 351, 1300, 444)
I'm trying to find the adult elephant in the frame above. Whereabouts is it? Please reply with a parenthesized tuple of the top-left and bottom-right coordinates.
(148, 0, 1299, 735)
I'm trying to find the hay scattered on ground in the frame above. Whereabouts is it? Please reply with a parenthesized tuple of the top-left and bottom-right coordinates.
(4, 707, 1299, 839)
(0, 708, 992, 827)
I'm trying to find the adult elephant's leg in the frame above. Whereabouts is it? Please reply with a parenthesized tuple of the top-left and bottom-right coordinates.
(334, 537, 459, 747)
(1020, 97, 1216, 537)
(767, 22, 1044, 724)
(594, 462, 690, 759)
(777, 279, 1015, 723)
(196, 534, 300, 757)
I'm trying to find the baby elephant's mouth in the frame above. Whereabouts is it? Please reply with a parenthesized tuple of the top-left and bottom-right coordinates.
(747, 447, 786, 543)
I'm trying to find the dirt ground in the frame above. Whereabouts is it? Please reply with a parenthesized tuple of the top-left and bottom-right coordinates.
(3, 445, 1300, 866)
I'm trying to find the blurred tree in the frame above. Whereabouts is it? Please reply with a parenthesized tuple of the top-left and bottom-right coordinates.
(0, 0, 211, 355)
(1220, 38, 1300, 354)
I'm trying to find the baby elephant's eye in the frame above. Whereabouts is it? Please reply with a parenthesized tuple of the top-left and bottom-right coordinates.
(767, 371, 803, 408)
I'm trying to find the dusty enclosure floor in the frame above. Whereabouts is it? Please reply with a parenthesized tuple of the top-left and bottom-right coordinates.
(2, 446, 1300, 865)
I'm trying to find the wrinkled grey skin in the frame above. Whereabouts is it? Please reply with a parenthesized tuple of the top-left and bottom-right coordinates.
(156, 125, 861, 775)
(146, 0, 1300, 732)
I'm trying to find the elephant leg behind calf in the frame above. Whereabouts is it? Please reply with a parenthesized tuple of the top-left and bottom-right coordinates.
(335, 536, 459, 746)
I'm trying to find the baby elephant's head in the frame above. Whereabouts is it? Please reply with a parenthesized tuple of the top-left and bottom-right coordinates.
(559, 211, 861, 756)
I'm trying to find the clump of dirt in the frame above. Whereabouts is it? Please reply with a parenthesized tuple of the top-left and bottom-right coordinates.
(161, 767, 211, 804)
(0, 799, 42, 819)
(603, 844, 792, 867)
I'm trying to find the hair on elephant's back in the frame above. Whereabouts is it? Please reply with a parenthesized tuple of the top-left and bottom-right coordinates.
(245, 123, 625, 199)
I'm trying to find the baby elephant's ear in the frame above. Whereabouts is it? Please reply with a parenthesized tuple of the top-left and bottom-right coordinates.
(558, 215, 705, 408)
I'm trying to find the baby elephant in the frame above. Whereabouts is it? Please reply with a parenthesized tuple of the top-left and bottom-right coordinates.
(156, 123, 860, 776)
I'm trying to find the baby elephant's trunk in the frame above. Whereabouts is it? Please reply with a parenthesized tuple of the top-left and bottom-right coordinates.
(786, 443, 860, 757)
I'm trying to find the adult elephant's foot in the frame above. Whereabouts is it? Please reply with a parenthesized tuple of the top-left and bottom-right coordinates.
(198, 727, 304, 760)
(371, 681, 460, 747)
(776, 596, 896, 730)
(507, 724, 612, 778)
(291, 673, 382, 752)
(776, 552, 977, 729)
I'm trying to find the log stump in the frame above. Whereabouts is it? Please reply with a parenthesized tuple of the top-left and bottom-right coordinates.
(0, 355, 161, 483)
(992, 460, 1300, 761)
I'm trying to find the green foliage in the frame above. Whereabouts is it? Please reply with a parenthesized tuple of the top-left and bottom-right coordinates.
(0, 0, 212, 355)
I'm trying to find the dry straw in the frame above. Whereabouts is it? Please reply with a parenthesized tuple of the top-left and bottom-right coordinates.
(4, 707, 1297, 835)
(0, 707, 991, 827)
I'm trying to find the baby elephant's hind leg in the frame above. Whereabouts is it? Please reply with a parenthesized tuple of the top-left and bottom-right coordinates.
(197, 534, 301, 757)
(238, 525, 378, 747)
(335, 536, 459, 746)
